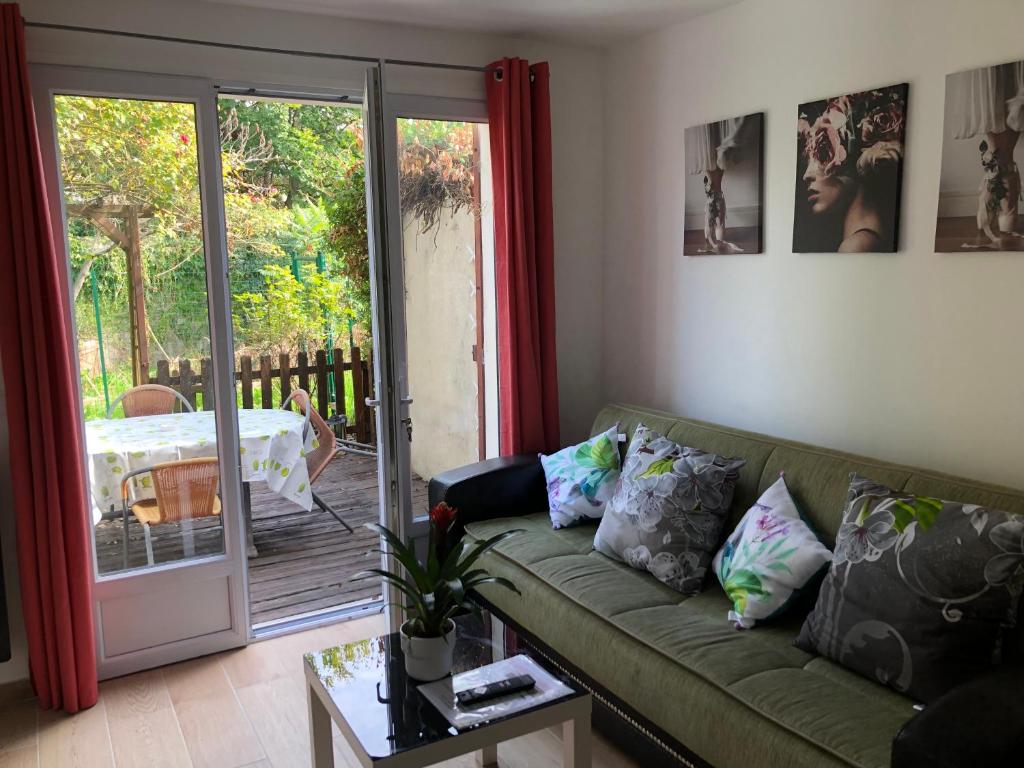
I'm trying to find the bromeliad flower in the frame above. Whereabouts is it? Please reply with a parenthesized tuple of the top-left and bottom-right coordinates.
(834, 502, 898, 566)
(984, 518, 1024, 586)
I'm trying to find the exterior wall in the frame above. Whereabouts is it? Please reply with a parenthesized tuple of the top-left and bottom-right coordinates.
(403, 207, 482, 481)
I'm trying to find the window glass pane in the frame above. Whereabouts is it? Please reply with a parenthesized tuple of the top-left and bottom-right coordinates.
(54, 94, 225, 575)
(396, 119, 498, 497)
(218, 96, 383, 627)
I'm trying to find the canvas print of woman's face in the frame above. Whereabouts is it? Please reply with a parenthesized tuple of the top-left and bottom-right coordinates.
(793, 84, 908, 253)
(935, 59, 1024, 252)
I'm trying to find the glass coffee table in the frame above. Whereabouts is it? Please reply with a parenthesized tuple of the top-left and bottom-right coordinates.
(303, 612, 592, 767)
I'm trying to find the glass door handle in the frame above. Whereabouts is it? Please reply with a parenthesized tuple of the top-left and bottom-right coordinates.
(400, 396, 413, 405)
(365, 397, 380, 408)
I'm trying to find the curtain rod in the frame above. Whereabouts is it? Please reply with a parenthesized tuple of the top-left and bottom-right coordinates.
(24, 21, 500, 74)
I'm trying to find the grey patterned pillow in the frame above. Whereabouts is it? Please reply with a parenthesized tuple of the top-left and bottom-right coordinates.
(795, 474, 1024, 703)
(593, 424, 746, 595)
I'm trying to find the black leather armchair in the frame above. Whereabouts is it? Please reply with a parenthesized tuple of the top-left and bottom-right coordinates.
(891, 664, 1024, 767)
(427, 454, 547, 539)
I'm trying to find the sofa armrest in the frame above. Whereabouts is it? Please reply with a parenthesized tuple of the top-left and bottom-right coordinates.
(428, 454, 547, 537)
(891, 665, 1024, 768)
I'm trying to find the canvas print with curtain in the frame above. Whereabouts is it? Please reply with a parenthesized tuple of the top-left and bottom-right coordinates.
(683, 112, 764, 255)
(793, 83, 908, 253)
(935, 59, 1024, 252)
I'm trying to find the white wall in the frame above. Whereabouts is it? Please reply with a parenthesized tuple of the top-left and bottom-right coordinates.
(604, 0, 1024, 488)
(0, 0, 606, 686)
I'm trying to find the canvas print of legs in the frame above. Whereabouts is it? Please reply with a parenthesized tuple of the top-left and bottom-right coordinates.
(936, 59, 1024, 252)
(683, 112, 763, 255)
(793, 84, 908, 253)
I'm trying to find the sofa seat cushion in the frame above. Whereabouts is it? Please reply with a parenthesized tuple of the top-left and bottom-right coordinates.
(467, 513, 917, 768)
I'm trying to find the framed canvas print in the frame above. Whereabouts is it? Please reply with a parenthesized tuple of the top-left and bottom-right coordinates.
(935, 59, 1024, 252)
(793, 83, 908, 253)
(683, 112, 763, 255)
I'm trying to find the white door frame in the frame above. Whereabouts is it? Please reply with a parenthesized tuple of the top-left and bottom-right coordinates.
(31, 65, 249, 678)
(379, 93, 489, 548)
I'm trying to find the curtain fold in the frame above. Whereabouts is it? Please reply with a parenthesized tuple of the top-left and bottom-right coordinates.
(0, 3, 98, 712)
(485, 57, 560, 456)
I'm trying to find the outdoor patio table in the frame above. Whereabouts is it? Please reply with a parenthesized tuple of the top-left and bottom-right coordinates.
(84, 410, 317, 550)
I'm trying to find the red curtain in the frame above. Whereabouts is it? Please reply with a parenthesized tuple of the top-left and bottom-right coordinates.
(0, 3, 98, 712)
(485, 58, 560, 455)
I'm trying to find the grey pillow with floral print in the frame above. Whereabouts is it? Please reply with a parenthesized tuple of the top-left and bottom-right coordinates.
(795, 474, 1024, 703)
(593, 424, 746, 596)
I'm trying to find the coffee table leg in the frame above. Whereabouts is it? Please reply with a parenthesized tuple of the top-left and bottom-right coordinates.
(476, 743, 498, 767)
(308, 683, 334, 767)
(563, 712, 590, 768)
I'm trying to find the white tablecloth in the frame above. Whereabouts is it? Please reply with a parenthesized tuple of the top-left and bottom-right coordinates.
(85, 409, 317, 523)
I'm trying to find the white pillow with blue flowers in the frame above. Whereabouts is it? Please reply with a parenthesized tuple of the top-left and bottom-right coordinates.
(713, 475, 832, 629)
(540, 425, 622, 529)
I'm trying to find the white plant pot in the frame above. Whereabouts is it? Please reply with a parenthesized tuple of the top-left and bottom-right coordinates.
(400, 619, 457, 681)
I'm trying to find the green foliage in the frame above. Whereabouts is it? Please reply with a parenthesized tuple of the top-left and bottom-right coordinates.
(56, 96, 479, 410)
(354, 520, 521, 638)
(233, 263, 349, 355)
(326, 161, 372, 340)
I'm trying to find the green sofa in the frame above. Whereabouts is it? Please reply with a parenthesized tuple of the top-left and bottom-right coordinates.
(438, 404, 1024, 768)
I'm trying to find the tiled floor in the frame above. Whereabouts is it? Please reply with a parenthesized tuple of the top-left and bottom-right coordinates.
(0, 614, 636, 768)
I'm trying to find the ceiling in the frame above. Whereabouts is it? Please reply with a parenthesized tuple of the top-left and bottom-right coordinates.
(209, 0, 743, 46)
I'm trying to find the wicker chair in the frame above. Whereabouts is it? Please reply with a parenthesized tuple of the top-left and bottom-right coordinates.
(282, 389, 353, 533)
(120, 457, 221, 567)
(108, 384, 194, 419)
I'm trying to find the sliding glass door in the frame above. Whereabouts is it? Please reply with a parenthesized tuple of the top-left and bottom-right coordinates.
(375, 92, 499, 590)
(29, 59, 475, 671)
(32, 67, 249, 677)
(215, 88, 387, 630)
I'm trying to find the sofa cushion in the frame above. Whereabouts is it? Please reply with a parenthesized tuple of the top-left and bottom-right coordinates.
(796, 475, 1024, 703)
(468, 513, 917, 768)
(540, 424, 622, 529)
(593, 424, 746, 595)
(713, 475, 833, 628)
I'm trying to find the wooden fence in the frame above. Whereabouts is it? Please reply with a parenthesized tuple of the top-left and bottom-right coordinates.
(148, 346, 375, 444)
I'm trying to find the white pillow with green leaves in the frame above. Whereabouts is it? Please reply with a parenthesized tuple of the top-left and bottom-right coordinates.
(713, 475, 832, 629)
(540, 425, 621, 529)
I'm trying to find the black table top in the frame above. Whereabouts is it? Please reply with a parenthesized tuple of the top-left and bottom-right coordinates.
(303, 612, 584, 763)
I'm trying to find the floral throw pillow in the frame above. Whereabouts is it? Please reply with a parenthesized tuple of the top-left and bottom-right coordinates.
(713, 475, 832, 629)
(593, 424, 746, 595)
(540, 425, 622, 529)
(795, 474, 1024, 703)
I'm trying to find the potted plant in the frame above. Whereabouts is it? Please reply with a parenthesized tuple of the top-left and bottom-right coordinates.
(354, 502, 521, 681)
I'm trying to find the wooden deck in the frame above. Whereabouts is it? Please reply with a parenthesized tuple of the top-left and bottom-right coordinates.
(93, 452, 429, 626)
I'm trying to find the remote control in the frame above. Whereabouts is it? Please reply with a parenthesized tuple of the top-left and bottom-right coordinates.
(455, 674, 536, 707)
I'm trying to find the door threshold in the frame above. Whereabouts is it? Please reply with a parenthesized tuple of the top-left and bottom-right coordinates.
(250, 595, 384, 641)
